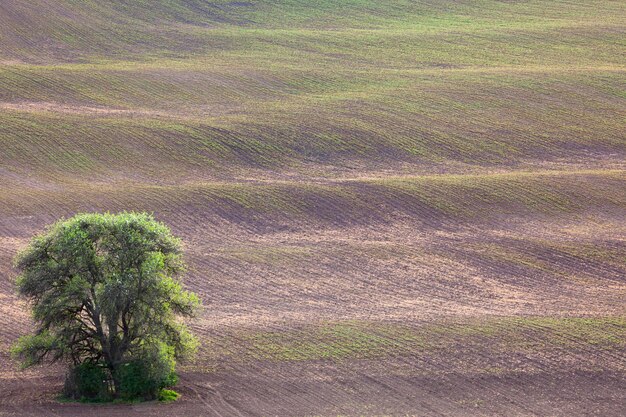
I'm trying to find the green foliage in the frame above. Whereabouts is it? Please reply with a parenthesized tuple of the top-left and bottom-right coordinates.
(12, 212, 200, 399)
(63, 362, 111, 402)
(116, 361, 160, 400)
(116, 343, 178, 400)
(10, 331, 60, 369)
(158, 389, 180, 403)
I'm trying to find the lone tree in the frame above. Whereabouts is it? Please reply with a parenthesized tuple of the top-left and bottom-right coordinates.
(12, 212, 200, 400)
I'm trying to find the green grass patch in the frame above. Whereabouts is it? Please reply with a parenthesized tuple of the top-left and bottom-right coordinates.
(158, 389, 180, 403)
(220, 317, 626, 363)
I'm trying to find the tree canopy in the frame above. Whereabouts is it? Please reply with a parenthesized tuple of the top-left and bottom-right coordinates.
(12, 212, 200, 398)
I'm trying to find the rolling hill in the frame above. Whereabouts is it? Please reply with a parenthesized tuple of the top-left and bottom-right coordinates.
(0, 1, 625, 416)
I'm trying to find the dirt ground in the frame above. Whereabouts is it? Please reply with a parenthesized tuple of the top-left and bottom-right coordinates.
(1, 195, 625, 416)
(1, 1, 625, 415)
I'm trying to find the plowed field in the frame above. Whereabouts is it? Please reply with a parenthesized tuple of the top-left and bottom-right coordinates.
(1, 1, 624, 416)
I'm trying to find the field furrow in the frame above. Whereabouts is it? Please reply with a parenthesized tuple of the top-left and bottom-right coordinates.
(1, 1, 625, 415)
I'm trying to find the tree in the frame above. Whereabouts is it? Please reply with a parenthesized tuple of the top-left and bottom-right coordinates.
(12, 212, 200, 398)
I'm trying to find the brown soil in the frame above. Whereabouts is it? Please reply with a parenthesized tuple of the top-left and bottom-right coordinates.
(1, 185, 625, 415)
(1, 1, 625, 414)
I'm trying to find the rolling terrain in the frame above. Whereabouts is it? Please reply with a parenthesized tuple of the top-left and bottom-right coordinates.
(0, 1, 625, 416)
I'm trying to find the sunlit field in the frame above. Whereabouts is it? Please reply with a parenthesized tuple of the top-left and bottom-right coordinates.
(1, 1, 624, 415)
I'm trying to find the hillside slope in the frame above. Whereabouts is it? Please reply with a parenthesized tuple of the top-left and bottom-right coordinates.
(0, 1, 625, 416)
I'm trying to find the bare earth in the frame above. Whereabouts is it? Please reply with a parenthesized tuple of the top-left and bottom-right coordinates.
(1, 0, 625, 415)
(1, 175, 625, 416)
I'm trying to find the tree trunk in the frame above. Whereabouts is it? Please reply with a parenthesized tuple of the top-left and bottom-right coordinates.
(103, 349, 121, 398)
(110, 363, 121, 397)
